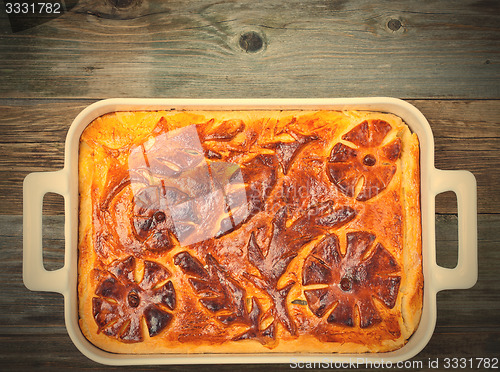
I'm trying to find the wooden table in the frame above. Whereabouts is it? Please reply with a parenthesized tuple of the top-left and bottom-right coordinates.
(1, 1, 499, 370)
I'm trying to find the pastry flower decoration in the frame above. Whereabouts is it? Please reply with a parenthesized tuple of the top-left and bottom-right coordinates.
(327, 119, 402, 201)
(92, 256, 176, 343)
(302, 231, 401, 328)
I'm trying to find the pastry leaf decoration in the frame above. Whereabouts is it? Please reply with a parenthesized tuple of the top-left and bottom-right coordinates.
(174, 251, 276, 344)
(232, 297, 276, 343)
(262, 128, 318, 175)
(174, 251, 248, 325)
(245, 204, 357, 335)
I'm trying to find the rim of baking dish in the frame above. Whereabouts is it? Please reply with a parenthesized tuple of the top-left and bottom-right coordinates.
(40, 98, 472, 365)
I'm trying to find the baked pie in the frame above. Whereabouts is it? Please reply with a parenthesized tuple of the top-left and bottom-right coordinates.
(78, 110, 422, 354)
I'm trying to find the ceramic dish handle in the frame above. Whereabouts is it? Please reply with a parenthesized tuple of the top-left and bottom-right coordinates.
(23, 170, 69, 294)
(431, 169, 478, 292)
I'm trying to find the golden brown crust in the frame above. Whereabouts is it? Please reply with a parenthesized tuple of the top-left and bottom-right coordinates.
(78, 110, 422, 354)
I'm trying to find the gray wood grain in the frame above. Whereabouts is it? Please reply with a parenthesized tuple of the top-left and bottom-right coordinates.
(1, 0, 499, 369)
(2, 214, 498, 370)
(1, 99, 498, 215)
(0, 0, 499, 99)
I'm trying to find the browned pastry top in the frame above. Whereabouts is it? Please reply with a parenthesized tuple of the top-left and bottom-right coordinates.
(78, 110, 422, 354)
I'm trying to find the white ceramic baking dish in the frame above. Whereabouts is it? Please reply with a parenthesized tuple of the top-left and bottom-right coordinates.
(23, 98, 477, 365)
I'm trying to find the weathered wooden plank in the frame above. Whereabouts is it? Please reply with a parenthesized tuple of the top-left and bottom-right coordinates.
(2, 331, 499, 371)
(0, 143, 65, 171)
(2, 214, 498, 371)
(417, 99, 500, 215)
(0, 101, 88, 144)
(1, 0, 498, 368)
(1, 99, 498, 214)
(2, 99, 498, 144)
(7, 213, 498, 287)
(0, 0, 499, 99)
(1, 331, 498, 371)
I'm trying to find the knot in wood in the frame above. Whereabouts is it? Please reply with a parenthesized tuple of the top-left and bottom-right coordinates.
(239, 32, 264, 53)
(387, 19, 402, 31)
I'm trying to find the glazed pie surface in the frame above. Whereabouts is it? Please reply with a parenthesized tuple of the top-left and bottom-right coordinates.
(78, 110, 422, 354)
